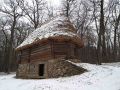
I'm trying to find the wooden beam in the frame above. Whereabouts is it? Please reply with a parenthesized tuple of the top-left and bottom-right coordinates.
(49, 40, 55, 59)
(28, 48, 31, 63)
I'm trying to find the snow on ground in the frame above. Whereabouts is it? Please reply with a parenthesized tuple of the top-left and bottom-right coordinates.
(0, 62, 120, 90)
(102, 62, 120, 67)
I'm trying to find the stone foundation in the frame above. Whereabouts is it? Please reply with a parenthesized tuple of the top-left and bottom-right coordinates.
(47, 59, 85, 78)
(16, 59, 86, 79)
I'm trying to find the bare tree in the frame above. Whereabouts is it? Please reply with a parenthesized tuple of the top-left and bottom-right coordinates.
(0, 19, 9, 72)
(15, 21, 32, 46)
(46, 4, 54, 19)
(0, 0, 23, 73)
(19, 0, 46, 29)
(118, 33, 120, 57)
(62, 0, 77, 18)
(113, 13, 120, 60)
(107, 0, 120, 61)
(75, 1, 94, 39)
(91, 0, 107, 64)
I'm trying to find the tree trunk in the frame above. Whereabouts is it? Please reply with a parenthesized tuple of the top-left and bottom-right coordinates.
(97, 0, 106, 64)
(7, 16, 16, 73)
(118, 33, 120, 59)
(113, 14, 120, 61)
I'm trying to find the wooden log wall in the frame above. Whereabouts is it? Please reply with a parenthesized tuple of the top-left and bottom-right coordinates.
(21, 49, 29, 64)
(30, 42, 51, 62)
(17, 41, 80, 64)
(52, 41, 80, 59)
(53, 42, 68, 59)
(18, 42, 52, 63)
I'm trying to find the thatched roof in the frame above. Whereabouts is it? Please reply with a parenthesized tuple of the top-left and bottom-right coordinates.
(16, 15, 84, 51)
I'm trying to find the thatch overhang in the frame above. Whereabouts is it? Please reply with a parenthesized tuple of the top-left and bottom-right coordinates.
(16, 15, 84, 51)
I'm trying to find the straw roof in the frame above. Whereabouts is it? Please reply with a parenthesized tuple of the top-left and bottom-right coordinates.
(16, 15, 84, 51)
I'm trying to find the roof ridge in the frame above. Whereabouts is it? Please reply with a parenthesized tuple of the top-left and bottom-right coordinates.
(16, 15, 83, 50)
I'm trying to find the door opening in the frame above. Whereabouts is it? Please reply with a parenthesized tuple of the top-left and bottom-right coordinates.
(39, 64, 44, 76)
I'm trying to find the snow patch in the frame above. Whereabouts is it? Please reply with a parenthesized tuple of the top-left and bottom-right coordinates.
(0, 62, 120, 90)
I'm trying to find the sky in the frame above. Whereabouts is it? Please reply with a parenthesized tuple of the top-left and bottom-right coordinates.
(0, 0, 63, 22)
(0, 0, 62, 7)
(46, 0, 62, 7)
(0, 0, 62, 14)
(0, 0, 3, 3)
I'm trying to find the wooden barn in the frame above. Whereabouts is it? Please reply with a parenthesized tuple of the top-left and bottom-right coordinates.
(16, 15, 84, 79)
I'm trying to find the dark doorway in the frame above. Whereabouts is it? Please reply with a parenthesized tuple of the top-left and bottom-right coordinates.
(39, 64, 44, 76)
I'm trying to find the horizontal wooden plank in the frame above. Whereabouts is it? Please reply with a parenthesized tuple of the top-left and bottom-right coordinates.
(31, 49, 51, 55)
(53, 42, 67, 45)
(31, 48, 51, 54)
(30, 51, 51, 60)
(30, 56, 52, 62)
(54, 55, 66, 58)
(20, 59, 29, 63)
(54, 48, 68, 52)
(31, 44, 50, 52)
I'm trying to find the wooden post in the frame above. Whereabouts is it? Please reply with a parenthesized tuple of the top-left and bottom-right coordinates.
(28, 48, 31, 63)
(49, 40, 55, 59)
(20, 50, 22, 64)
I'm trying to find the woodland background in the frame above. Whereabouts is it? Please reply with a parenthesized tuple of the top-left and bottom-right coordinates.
(0, 0, 120, 73)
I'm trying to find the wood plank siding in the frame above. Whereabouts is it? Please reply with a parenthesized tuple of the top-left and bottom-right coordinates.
(17, 41, 80, 64)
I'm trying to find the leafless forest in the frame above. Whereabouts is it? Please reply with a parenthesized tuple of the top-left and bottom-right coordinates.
(0, 0, 120, 73)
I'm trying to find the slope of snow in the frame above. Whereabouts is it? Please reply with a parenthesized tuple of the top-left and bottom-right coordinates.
(102, 62, 120, 67)
(0, 62, 120, 90)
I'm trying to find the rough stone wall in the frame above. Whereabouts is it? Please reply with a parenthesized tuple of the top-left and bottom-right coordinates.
(17, 64, 39, 78)
(17, 64, 29, 78)
(28, 64, 39, 78)
(17, 59, 86, 79)
(17, 62, 48, 79)
(47, 59, 86, 78)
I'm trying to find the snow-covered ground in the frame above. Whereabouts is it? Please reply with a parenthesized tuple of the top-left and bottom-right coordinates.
(0, 62, 120, 90)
